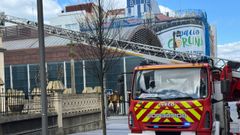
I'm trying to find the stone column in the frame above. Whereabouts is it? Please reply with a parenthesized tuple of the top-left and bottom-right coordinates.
(70, 59, 76, 94)
(54, 90, 63, 128)
(47, 80, 64, 134)
(0, 30, 5, 112)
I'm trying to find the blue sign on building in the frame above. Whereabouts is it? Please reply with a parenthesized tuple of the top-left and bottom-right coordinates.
(126, 0, 160, 18)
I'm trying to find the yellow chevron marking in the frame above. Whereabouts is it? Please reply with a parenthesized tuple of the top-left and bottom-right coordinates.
(167, 110, 182, 122)
(174, 104, 180, 109)
(152, 110, 168, 122)
(144, 102, 154, 109)
(181, 101, 192, 108)
(164, 119, 170, 122)
(136, 109, 147, 120)
(152, 117, 161, 122)
(199, 107, 203, 111)
(189, 109, 201, 120)
(136, 103, 141, 108)
(193, 100, 202, 107)
(176, 109, 194, 123)
(134, 107, 138, 111)
(154, 103, 160, 109)
(142, 110, 157, 122)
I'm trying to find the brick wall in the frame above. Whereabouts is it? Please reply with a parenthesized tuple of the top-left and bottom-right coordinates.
(4, 46, 72, 65)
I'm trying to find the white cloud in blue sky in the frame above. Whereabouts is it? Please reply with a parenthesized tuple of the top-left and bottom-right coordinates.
(217, 42, 240, 61)
(1, 0, 240, 61)
(0, 0, 62, 21)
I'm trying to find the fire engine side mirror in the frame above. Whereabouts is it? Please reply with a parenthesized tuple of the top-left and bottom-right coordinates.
(221, 79, 230, 95)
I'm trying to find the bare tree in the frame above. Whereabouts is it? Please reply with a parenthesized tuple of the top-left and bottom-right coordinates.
(71, 1, 125, 135)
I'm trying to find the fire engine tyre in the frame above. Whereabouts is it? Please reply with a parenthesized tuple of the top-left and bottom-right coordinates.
(212, 121, 220, 135)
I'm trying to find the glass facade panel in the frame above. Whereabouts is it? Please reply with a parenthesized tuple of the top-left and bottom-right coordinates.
(4, 66, 11, 90)
(3, 56, 144, 95)
(75, 61, 83, 93)
(47, 62, 64, 83)
(105, 58, 123, 91)
(12, 65, 28, 93)
(126, 56, 143, 90)
(66, 62, 71, 89)
(85, 60, 100, 88)
(29, 64, 39, 92)
(66, 61, 84, 93)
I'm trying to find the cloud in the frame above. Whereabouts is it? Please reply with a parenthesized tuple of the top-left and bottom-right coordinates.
(159, 5, 175, 17)
(0, 0, 62, 22)
(217, 41, 240, 61)
(102, 0, 126, 10)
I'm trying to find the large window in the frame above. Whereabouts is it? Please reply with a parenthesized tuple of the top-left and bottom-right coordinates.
(29, 64, 39, 91)
(133, 68, 208, 100)
(66, 61, 83, 93)
(12, 65, 28, 93)
(105, 59, 123, 90)
(126, 57, 143, 90)
(4, 66, 11, 90)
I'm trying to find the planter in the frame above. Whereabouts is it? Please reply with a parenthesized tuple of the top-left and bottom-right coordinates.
(9, 104, 24, 113)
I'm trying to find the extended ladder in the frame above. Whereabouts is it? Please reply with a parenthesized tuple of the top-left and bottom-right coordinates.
(0, 12, 239, 77)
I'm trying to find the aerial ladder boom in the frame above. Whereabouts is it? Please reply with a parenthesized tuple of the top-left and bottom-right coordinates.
(0, 12, 240, 78)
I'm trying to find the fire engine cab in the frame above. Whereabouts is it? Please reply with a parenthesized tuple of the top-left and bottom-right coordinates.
(128, 62, 240, 135)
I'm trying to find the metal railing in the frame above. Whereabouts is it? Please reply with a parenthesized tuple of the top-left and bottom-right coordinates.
(0, 90, 54, 116)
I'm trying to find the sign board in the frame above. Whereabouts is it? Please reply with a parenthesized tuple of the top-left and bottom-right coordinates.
(229, 101, 240, 134)
(105, 89, 113, 96)
(157, 25, 206, 55)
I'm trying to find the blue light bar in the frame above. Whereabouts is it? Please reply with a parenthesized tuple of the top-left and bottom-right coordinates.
(183, 122, 191, 127)
(153, 125, 159, 128)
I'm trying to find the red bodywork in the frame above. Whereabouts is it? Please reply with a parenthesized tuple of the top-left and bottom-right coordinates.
(128, 63, 214, 134)
(220, 65, 240, 101)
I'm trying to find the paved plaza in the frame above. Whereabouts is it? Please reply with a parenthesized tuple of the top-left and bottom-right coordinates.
(70, 116, 130, 135)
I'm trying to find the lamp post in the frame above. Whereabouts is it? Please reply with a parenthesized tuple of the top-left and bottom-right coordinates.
(37, 0, 48, 134)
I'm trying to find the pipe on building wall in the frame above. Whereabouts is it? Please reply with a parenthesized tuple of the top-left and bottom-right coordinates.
(82, 60, 86, 89)
(10, 65, 13, 89)
(63, 61, 67, 88)
(27, 64, 30, 94)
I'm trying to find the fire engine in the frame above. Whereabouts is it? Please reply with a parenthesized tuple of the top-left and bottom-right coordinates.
(128, 62, 240, 135)
(0, 12, 240, 135)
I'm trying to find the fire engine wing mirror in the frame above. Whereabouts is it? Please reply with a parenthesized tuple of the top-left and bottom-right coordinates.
(211, 98, 224, 104)
(221, 79, 230, 95)
(211, 98, 219, 104)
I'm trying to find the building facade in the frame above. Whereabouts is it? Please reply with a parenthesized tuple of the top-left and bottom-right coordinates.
(2, 25, 145, 94)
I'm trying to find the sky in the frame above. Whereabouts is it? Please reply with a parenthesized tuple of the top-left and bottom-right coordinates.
(0, 0, 240, 60)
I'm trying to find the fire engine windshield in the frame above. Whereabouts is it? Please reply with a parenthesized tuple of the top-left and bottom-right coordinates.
(133, 68, 208, 100)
